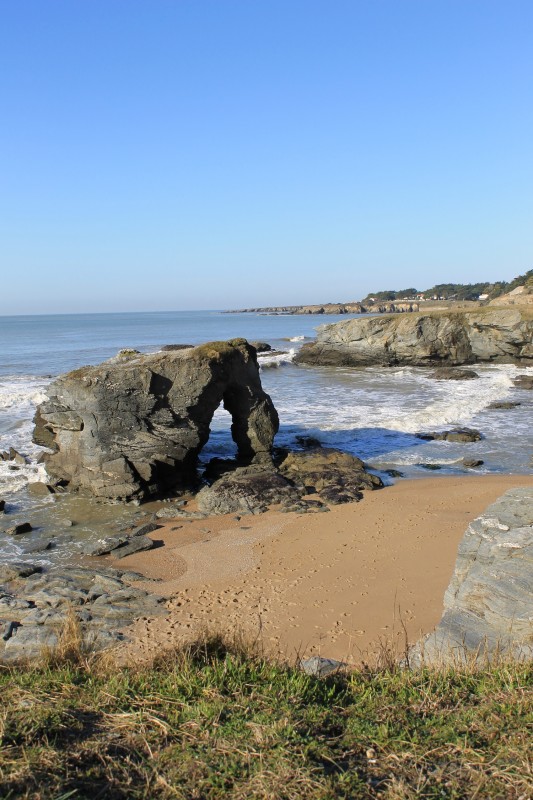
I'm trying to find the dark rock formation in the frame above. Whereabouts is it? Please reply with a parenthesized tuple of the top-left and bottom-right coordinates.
(295, 309, 533, 367)
(462, 458, 484, 468)
(487, 401, 521, 410)
(410, 487, 533, 665)
(196, 448, 383, 515)
(33, 340, 279, 501)
(416, 428, 482, 443)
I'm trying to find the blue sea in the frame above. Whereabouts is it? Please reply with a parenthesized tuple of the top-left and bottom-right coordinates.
(0, 310, 532, 564)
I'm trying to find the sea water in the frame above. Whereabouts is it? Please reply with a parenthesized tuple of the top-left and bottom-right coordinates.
(1, 310, 532, 565)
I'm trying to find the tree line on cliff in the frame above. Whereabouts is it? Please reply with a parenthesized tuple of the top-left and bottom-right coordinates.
(362, 268, 533, 304)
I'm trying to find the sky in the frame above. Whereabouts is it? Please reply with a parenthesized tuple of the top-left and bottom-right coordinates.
(1, 0, 532, 315)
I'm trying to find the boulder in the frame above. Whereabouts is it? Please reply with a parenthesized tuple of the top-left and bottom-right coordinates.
(250, 342, 272, 353)
(295, 309, 533, 367)
(462, 458, 484, 468)
(33, 340, 279, 501)
(278, 448, 383, 504)
(430, 368, 479, 380)
(410, 487, 533, 665)
(487, 401, 521, 410)
(512, 374, 533, 389)
(5, 522, 33, 535)
(197, 466, 299, 515)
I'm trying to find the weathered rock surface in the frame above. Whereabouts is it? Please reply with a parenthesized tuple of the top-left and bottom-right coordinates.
(197, 448, 383, 515)
(410, 486, 533, 665)
(278, 448, 383, 504)
(0, 564, 164, 663)
(33, 339, 279, 501)
(295, 309, 533, 367)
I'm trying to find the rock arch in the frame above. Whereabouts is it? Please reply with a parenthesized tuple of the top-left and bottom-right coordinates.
(34, 339, 279, 500)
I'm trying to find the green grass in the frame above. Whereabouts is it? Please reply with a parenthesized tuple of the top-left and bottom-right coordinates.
(0, 635, 532, 799)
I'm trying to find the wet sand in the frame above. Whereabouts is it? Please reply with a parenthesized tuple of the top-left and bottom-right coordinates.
(114, 474, 533, 666)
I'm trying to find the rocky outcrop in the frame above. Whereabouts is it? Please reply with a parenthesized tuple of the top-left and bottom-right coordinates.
(196, 448, 383, 515)
(295, 309, 533, 367)
(33, 340, 279, 501)
(410, 487, 533, 665)
(0, 564, 163, 663)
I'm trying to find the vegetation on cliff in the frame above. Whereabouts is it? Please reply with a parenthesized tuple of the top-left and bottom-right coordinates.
(362, 268, 533, 304)
(1, 633, 532, 799)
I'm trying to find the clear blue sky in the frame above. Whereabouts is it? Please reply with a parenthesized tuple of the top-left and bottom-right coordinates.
(1, 0, 532, 314)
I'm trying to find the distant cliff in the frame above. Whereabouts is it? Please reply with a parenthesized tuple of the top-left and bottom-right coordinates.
(294, 307, 533, 367)
(225, 301, 419, 315)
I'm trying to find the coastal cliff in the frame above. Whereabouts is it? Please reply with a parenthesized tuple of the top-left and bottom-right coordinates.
(33, 340, 279, 501)
(225, 300, 419, 315)
(295, 307, 533, 367)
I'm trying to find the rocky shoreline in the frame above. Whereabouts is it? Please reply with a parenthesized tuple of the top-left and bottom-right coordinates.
(295, 307, 533, 367)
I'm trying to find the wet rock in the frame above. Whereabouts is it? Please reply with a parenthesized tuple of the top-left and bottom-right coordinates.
(0, 562, 41, 581)
(160, 344, 194, 351)
(382, 469, 404, 478)
(416, 428, 482, 443)
(131, 521, 160, 537)
(462, 458, 484, 468)
(83, 536, 129, 556)
(27, 481, 55, 497)
(410, 486, 533, 665)
(20, 539, 55, 554)
(418, 464, 442, 471)
(487, 401, 521, 410)
(33, 339, 279, 501)
(430, 368, 479, 380)
(5, 522, 33, 535)
(9, 448, 28, 465)
(295, 435, 322, 449)
(112, 535, 155, 559)
(0, 500, 5, 513)
(250, 341, 272, 353)
(512, 374, 533, 389)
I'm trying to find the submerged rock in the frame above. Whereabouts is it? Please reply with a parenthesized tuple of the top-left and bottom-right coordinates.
(416, 428, 482, 443)
(33, 339, 279, 501)
(410, 486, 533, 665)
(430, 368, 479, 380)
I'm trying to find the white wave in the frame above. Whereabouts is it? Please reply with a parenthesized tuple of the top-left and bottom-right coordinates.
(289, 335, 306, 342)
(0, 375, 50, 412)
(258, 348, 296, 368)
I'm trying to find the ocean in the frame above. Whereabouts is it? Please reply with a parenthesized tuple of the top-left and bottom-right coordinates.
(1, 310, 532, 565)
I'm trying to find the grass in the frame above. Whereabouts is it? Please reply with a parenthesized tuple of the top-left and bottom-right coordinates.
(0, 628, 532, 800)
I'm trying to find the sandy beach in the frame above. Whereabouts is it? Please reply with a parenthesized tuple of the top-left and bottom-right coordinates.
(112, 474, 533, 666)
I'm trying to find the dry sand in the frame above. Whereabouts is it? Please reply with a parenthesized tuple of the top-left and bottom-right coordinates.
(114, 474, 533, 666)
